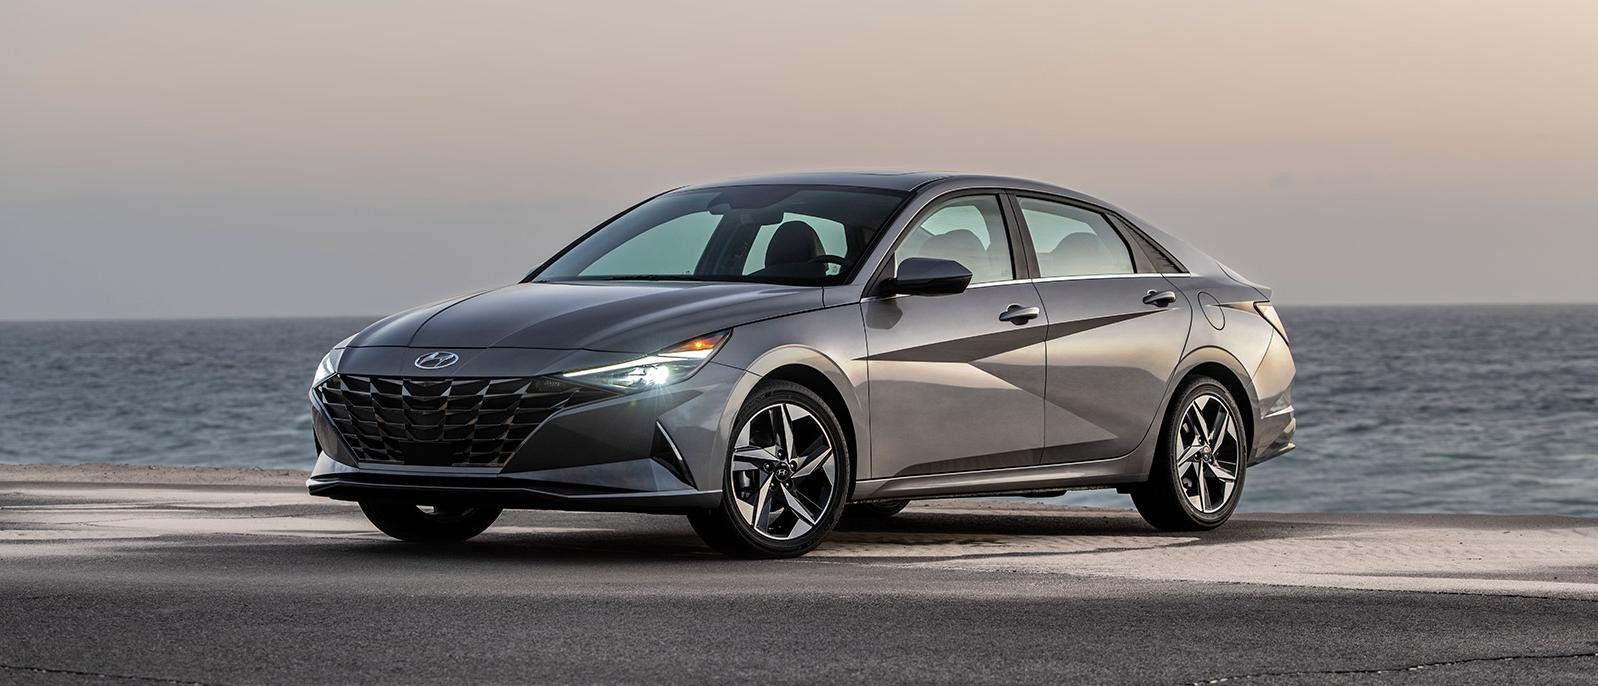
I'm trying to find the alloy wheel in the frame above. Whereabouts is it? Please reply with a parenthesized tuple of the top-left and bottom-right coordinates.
(730, 402, 838, 541)
(1174, 393, 1241, 514)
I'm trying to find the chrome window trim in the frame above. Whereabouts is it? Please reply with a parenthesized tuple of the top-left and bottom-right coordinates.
(966, 278, 1031, 289)
(857, 278, 1031, 303)
(1032, 272, 1191, 283)
(858, 273, 1192, 302)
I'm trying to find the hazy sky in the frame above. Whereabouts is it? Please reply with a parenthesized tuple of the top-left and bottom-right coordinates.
(3, 0, 1595, 320)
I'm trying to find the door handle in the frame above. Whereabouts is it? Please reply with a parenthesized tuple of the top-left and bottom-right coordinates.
(1143, 290, 1177, 307)
(998, 304, 1041, 324)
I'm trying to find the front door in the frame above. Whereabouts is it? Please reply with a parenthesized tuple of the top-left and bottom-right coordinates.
(1012, 195, 1191, 463)
(862, 194, 1049, 478)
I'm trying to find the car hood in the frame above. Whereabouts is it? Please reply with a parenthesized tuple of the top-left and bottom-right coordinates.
(347, 281, 825, 354)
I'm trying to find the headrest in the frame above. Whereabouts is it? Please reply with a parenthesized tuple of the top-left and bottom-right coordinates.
(1055, 232, 1105, 256)
(1050, 232, 1110, 275)
(765, 220, 823, 267)
(921, 229, 985, 259)
(915, 229, 989, 275)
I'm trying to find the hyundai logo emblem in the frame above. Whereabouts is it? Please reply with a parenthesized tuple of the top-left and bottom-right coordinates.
(414, 351, 460, 370)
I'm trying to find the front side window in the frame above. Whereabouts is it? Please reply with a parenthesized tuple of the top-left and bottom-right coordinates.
(535, 186, 907, 286)
(1017, 197, 1134, 277)
(893, 195, 1014, 284)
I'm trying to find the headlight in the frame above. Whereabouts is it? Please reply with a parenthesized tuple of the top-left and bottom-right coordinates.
(561, 332, 728, 392)
(311, 334, 357, 388)
(311, 348, 343, 388)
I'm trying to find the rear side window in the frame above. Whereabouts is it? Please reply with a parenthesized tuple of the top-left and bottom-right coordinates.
(1017, 197, 1134, 278)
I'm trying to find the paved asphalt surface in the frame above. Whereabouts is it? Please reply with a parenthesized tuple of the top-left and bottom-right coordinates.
(2, 469, 1596, 684)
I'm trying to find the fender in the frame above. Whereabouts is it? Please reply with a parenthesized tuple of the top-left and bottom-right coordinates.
(1169, 346, 1260, 414)
(1123, 345, 1261, 479)
(718, 344, 872, 479)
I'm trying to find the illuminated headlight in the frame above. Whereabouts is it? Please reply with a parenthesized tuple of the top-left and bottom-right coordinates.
(561, 332, 728, 392)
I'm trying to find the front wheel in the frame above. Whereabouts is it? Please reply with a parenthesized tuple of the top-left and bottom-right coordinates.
(688, 381, 852, 558)
(359, 502, 501, 543)
(1131, 378, 1248, 531)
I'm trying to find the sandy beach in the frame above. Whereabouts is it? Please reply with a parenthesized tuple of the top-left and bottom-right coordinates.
(3, 464, 1596, 684)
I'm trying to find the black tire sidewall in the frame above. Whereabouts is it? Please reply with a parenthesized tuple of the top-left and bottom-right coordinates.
(359, 501, 501, 543)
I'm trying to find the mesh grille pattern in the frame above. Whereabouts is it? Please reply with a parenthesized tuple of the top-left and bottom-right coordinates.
(316, 375, 607, 467)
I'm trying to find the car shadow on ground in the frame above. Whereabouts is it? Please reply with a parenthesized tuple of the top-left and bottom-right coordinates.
(289, 507, 1344, 567)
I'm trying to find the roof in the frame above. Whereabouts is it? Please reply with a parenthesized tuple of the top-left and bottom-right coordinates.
(679, 170, 1105, 200)
(681, 171, 956, 192)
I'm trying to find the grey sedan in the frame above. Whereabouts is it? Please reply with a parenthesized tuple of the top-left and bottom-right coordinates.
(306, 172, 1296, 557)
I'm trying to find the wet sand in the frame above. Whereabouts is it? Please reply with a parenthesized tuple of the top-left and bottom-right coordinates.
(2, 464, 1595, 684)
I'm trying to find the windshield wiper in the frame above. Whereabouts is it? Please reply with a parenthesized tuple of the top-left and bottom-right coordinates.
(574, 274, 718, 282)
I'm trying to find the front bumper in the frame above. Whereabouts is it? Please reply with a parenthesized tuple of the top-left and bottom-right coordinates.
(306, 454, 718, 513)
(307, 359, 757, 513)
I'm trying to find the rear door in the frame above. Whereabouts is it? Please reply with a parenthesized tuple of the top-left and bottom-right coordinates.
(861, 193, 1049, 478)
(1010, 194, 1191, 464)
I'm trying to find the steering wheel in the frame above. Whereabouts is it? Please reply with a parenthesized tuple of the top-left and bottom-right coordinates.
(807, 255, 848, 266)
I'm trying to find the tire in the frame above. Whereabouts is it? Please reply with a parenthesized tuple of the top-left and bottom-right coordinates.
(843, 500, 909, 521)
(359, 502, 501, 543)
(1131, 377, 1249, 531)
(688, 380, 853, 558)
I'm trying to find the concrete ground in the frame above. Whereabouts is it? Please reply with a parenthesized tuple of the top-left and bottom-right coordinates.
(1, 465, 1595, 685)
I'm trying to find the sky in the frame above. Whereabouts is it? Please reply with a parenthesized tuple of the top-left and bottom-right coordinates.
(2, 0, 1595, 320)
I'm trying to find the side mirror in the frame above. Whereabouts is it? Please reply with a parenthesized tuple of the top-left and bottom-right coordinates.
(881, 257, 972, 296)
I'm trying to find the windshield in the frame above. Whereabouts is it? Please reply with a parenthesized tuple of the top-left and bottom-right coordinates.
(532, 185, 908, 286)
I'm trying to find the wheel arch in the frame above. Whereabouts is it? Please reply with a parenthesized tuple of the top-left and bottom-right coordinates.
(1166, 348, 1259, 457)
(735, 345, 869, 485)
(761, 364, 858, 471)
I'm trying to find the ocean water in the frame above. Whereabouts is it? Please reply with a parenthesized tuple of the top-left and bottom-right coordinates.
(2, 306, 1595, 516)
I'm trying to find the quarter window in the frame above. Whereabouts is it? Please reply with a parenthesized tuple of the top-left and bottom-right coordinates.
(1018, 197, 1135, 278)
(894, 195, 1014, 284)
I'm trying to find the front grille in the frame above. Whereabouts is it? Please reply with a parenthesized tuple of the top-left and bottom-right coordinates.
(316, 375, 609, 467)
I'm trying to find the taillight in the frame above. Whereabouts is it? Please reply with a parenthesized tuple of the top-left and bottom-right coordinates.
(1254, 302, 1288, 345)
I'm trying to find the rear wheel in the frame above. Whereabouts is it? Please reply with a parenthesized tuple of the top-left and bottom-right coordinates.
(359, 502, 501, 543)
(1131, 378, 1248, 531)
(688, 381, 851, 558)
